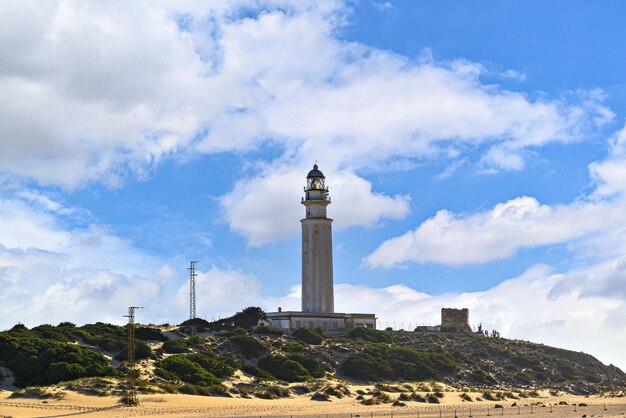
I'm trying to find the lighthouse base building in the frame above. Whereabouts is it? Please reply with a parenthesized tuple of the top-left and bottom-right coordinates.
(266, 164, 376, 331)
(267, 310, 376, 331)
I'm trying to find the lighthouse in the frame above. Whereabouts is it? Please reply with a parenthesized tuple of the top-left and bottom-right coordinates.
(301, 164, 334, 313)
(265, 164, 376, 330)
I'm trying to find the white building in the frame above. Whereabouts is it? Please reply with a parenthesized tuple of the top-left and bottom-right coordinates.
(267, 165, 376, 331)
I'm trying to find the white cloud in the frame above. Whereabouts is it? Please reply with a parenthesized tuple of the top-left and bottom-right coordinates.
(364, 196, 623, 267)
(590, 123, 626, 197)
(0, 190, 267, 327)
(0, 1, 612, 189)
(220, 166, 410, 246)
(364, 121, 626, 268)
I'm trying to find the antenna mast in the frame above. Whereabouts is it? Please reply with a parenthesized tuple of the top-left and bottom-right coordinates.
(189, 261, 199, 321)
(123, 306, 142, 406)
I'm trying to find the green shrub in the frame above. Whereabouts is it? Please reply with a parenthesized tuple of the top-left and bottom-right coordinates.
(288, 354, 325, 378)
(30, 324, 77, 342)
(258, 355, 311, 382)
(178, 317, 211, 332)
(254, 326, 284, 335)
(241, 364, 274, 380)
(347, 327, 392, 343)
(198, 307, 267, 331)
(135, 327, 168, 341)
(186, 335, 204, 348)
(340, 343, 458, 382)
(155, 355, 221, 386)
(291, 328, 325, 345)
(283, 342, 305, 353)
(187, 353, 237, 378)
(162, 339, 190, 354)
(113, 340, 152, 361)
(0, 333, 116, 387)
(253, 384, 291, 399)
(228, 335, 267, 357)
(461, 392, 473, 401)
(470, 368, 498, 385)
(427, 393, 441, 403)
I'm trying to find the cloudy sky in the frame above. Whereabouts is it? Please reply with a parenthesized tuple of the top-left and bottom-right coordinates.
(1, 0, 626, 369)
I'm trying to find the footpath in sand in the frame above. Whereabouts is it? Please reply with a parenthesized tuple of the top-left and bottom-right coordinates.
(1, 389, 626, 418)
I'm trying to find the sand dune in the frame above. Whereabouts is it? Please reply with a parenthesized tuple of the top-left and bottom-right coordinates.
(1, 388, 625, 418)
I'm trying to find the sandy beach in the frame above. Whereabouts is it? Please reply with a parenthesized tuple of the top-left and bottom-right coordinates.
(1, 388, 625, 418)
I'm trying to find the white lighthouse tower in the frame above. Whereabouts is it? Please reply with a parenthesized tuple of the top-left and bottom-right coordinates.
(265, 164, 376, 331)
(301, 164, 334, 313)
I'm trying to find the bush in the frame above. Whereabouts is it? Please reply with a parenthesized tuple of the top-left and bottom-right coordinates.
(162, 339, 190, 354)
(187, 353, 237, 378)
(288, 354, 325, 378)
(178, 318, 211, 332)
(253, 385, 291, 399)
(241, 364, 274, 381)
(291, 328, 325, 345)
(0, 333, 116, 387)
(258, 355, 311, 382)
(340, 343, 458, 382)
(135, 327, 168, 341)
(347, 327, 392, 343)
(254, 326, 284, 336)
(155, 356, 221, 386)
(461, 392, 473, 402)
(283, 342, 305, 353)
(30, 324, 77, 342)
(229, 335, 267, 357)
(113, 340, 152, 361)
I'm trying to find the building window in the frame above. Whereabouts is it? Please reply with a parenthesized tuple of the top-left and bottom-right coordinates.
(295, 320, 301, 328)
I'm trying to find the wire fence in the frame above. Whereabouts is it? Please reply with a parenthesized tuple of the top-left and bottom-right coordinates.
(224, 403, 613, 418)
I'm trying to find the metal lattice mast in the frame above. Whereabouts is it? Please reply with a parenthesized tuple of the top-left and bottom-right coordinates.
(189, 261, 198, 320)
(123, 306, 142, 406)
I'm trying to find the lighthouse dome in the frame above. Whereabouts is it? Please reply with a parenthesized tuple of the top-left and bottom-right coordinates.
(307, 164, 325, 178)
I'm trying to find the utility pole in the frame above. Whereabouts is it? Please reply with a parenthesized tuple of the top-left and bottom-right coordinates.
(189, 261, 199, 335)
(123, 306, 142, 406)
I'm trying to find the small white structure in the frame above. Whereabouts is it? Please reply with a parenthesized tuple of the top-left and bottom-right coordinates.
(267, 165, 376, 330)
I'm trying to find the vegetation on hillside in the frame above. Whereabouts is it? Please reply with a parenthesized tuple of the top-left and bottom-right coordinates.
(2, 307, 626, 398)
(0, 332, 117, 387)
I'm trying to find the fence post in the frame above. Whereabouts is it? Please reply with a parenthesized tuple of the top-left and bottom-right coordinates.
(487, 408, 490, 417)
(440, 407, 442, 418)
(549, 405, 552, 413)
(469, 408, 472, 418)
(517, 406, 520, 415)
(454, 409, 458, 418)
(604, 403, 608, 411)
(501, 407, 503, 416)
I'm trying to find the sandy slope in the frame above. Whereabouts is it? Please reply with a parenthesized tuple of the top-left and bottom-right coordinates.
(1, 389, 625, 418)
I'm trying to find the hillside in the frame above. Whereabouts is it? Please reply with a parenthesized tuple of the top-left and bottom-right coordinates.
(1, 315, 625, 403)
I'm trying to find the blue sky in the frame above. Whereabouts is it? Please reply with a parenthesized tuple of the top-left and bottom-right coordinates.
(1, 1, 626, 369)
